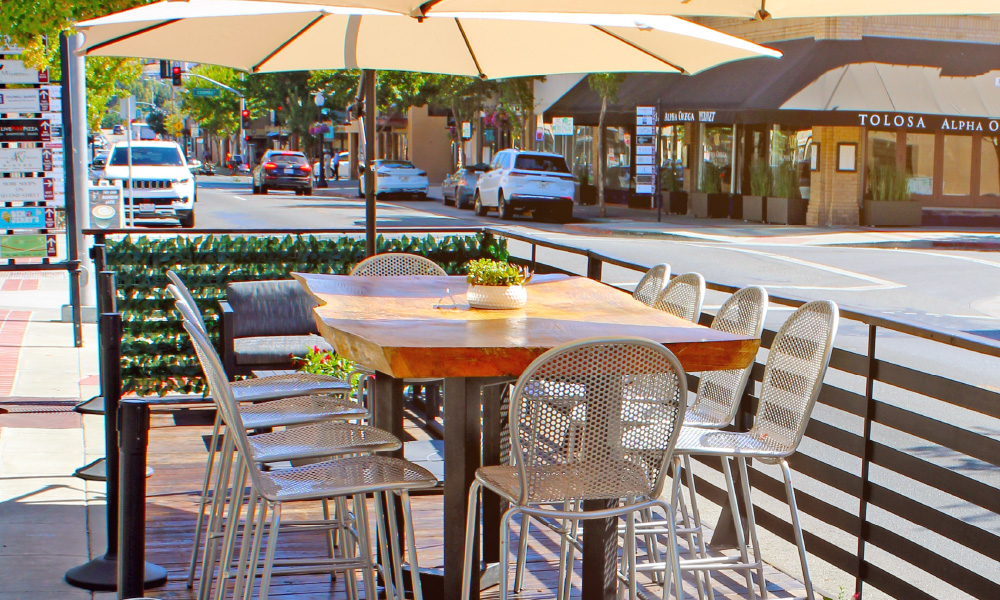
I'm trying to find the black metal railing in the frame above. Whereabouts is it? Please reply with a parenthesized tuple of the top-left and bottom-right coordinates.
(487, 226, 1000, 600)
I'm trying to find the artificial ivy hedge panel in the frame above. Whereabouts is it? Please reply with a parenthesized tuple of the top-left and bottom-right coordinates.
(107, 232, 508, 396)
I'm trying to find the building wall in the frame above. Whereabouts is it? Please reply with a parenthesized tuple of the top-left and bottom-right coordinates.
(405, 105, 452, 185)
(808, 126, 863, 226)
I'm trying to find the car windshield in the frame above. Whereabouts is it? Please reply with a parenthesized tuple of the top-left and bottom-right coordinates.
(267, 154, 306, 165)
(109, 146, 184, 166)
(514, 154, 570, 173)
(378, 161, 415, 169)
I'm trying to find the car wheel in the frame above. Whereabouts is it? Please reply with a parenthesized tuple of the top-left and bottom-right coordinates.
(179, 212, 195, 228)
(417, 192, 427, 201)
(457, 196, 467, 209)
(498, 190, 513, 220)
(304, 188, 312, 196)
(558, 204, 574, 223)
(474, 192, 487, 217)
(261, 185, 268, 194)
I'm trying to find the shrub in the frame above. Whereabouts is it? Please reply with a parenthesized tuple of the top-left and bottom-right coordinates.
(750, 158, 772, 196)
(869, 164, 912, 201)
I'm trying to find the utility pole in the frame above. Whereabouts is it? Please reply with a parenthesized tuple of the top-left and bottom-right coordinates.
(363, 69, 376, 257)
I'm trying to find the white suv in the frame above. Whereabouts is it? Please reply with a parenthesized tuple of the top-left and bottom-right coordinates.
(474, 150, 575, 222)
(101, 141, 196, 228)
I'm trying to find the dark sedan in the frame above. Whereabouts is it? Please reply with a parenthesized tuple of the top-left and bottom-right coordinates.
(442, 163, 487, 209)
(251, 151, 313, 195)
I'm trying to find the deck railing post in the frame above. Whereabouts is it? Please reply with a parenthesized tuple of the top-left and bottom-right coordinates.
(586, 253, 603, 281)
(855, 324, 878, 599)
(117, 399, 167, 598)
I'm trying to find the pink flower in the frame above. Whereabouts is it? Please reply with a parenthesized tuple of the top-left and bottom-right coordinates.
(853, 594, 861, 600)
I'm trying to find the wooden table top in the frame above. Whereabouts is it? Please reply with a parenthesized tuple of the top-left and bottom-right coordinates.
(295, 273, 760, 379)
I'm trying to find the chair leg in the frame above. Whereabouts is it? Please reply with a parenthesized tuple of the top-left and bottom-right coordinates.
(626, 509, 638, 600)
(259, 501, 281, 600)
(561, 505, 580, 600)
(513, 512, 531, 592)
(684, 455, 716, 600)
(400, 491, 425, 600)
(781, 460, 815, 600)
(556, 505, 573, 600)
(242, 497, 269, 600)
(499, 508, 517, 600)
(232, 487, 259, 600)
(354, 493, 379, 600)
(337, 495, 360, 600)
(188, 410, 223, 588)
(721, 457, 757, 600)
(385, 492, 407, 600)
(461, 482, 481, 600)
(737, 457, 767, 599)
(321, 498, 337, 581)
(200, 430, 235, 600)
(215, 458, 248, 600)
(373, 492, 399, 600)
(658, 500, 685, 600)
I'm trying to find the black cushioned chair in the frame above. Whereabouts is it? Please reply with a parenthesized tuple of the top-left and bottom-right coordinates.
(219, 279, 332, 377)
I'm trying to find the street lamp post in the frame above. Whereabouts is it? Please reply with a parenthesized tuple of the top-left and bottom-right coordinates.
(314, 92, 328, 188)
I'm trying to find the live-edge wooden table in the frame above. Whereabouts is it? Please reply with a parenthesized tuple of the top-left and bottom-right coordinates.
(295, 272, 759, 600)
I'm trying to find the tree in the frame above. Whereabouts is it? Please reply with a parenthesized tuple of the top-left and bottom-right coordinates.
(146, 110, 167, 136)
(587, 73, 627, 217)
(180, 65, 241, 140)
(0, 1, 148, 131)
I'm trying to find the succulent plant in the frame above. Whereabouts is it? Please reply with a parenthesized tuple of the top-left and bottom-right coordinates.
(466, 259, 530, 286)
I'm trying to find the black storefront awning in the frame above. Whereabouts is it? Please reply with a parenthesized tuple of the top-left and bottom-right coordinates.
(545, 37, 1000, 129)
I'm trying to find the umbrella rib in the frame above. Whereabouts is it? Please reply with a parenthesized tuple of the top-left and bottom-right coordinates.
(416, 0, 441, 17)
(454, 19, 487, 79)
(252, 14, 326, 73)
(591, 25, 688, 75)
(84, 20, 180, 54)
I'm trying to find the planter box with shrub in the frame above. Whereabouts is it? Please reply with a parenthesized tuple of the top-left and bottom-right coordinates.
(667, 191, 688, 214)
(744, 195, 766, 222)
(766, 196, 809, 225)
(863, 164, 922, 226)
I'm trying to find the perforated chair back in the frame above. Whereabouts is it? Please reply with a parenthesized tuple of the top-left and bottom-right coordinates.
(167, 283, 206, 333)
(653, 272, 706, 322)
(750, 300, 839, 459)
(687, 286, 769, 427)
(182, 320, 266, 489)
(632, 263, 670, 306)
(167, 270, 208, 332)
(350, 253, 447, 277)
(508, 337, 686, 505)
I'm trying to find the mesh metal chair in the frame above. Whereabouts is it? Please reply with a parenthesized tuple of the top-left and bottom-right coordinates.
(633, 263, 671, 307)
(461, 338, 688, 600)
(653, 273, 706, 323)
(184, 320, 437, 600)
(349, 252, 447, 277)
(671, 300, 839, 600)
(168, 286, 371, 599)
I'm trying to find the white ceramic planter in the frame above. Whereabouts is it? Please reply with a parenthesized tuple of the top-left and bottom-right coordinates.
(467, 284, 527, 309)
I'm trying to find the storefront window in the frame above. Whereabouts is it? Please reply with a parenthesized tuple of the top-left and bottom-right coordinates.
(904, 133, 935, 195)
(943, 135, 972, 196)
(604, 126, 631, 191)
(981, 137, 1000, 197)
(866, 130, 897, 198)
(701, 124, 734, 193)
(571, 126, 594, 185)
(659, 125, 685, 191)
(770, 126, 811, 199)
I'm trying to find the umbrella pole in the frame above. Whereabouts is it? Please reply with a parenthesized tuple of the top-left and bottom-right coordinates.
(364, 69, 376, 257)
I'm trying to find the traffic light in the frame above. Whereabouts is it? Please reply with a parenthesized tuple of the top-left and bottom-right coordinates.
(171, 65, 182, 86)
(241, 109, 251, 130)
(159, 60, 169, 79)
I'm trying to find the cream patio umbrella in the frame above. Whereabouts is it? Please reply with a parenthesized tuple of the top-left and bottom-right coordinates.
(256, 0, 1000, 20)
(76, 0, 780, 253)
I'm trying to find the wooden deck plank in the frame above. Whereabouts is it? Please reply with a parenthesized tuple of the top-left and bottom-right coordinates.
(139, 409, 808, 599)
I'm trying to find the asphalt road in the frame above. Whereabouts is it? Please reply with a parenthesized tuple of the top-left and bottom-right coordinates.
(188, 175, 1000, 598)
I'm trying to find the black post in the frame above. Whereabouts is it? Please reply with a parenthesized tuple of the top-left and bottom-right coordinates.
(364, 69, 377, 257)
(118, 399, 167, 598)
(66, 313, 123, 590)
(59, 32, 82, 347)
(855, 325, 878, 599)
(586, 253, 603, 281)
(74, 272, 116, 417)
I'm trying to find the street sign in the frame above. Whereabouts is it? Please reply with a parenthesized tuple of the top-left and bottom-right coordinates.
(0, 88, 52, 113)
(0, 59, 49, 84)
(0, 178, 59, 203)
(0, 206, 56, 230)
(635, 106, 658, 195)
(552, 117, 574, 136)
(0, 234, 57, 258)
(0, 148, 54, 173)
(87, 185, 123, 229)
(0, 119, 51, 142)
(461, 122, 471, 140)
(191, 87, 220, 98)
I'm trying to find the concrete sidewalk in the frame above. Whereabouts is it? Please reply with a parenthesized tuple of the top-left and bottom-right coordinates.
(0, 270, 108, 600)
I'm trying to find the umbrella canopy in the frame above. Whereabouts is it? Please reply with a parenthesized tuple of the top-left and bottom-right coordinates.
(254, 0, 1000, 20)
(76, 1, 780, 77)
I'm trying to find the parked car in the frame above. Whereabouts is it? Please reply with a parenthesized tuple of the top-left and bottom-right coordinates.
(474, 150, 575, 222)
(442, 163, 488, 209)
(89, 151, 109, 180)
(358, 160, 429, 200)
(330, 151, 350, 179)
(112, 124, 125, 135)
(195, 162, 216, 176)
(252, 150, 313, 195)
(99, 141, 196, 228)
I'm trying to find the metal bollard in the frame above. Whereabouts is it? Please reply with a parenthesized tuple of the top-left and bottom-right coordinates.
(118, 400, 167, 599)
(74, 271, 117, 417)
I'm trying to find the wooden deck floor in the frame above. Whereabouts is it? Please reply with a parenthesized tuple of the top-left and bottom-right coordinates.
(140, 406, 809, 599)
